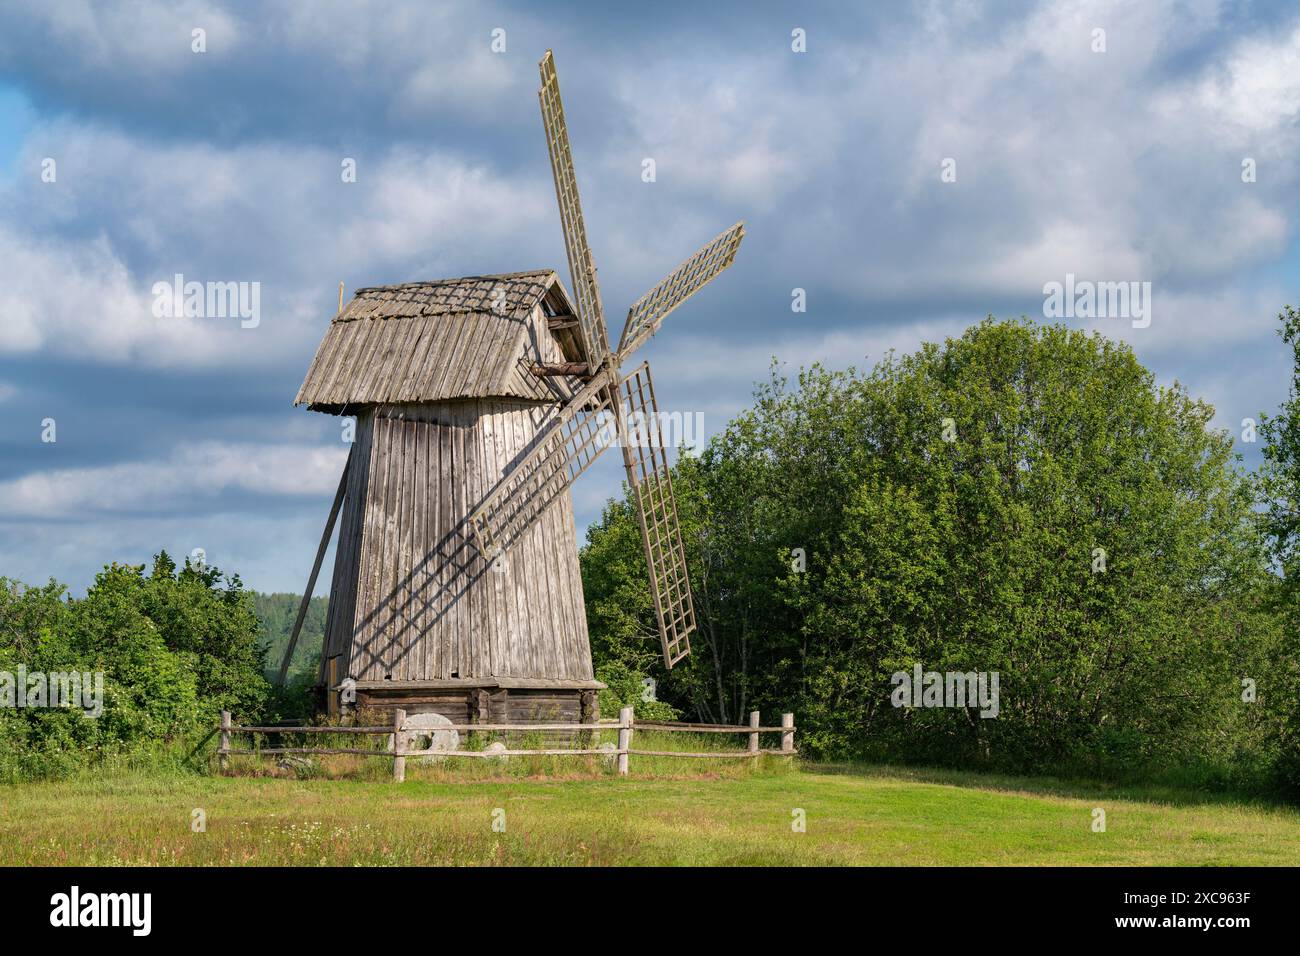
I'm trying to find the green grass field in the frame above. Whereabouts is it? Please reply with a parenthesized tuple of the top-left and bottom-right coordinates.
(3, 757, 1297, 866)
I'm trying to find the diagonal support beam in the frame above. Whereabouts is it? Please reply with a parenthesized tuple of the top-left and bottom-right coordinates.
(469, 368, 619, 559)
(277, 448, 352, 685)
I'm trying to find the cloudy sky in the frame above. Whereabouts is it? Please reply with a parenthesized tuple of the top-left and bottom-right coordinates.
(1, 0, 1298, 595)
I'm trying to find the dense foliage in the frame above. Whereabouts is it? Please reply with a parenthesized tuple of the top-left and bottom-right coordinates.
(583, 318, 1292, 790)
(1258, 306, 1300, 788)
(0, 552, 268, 780)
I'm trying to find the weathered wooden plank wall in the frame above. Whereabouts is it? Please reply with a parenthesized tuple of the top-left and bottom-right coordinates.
(319, 412, 374, 680)
(323, 396, 594, 684)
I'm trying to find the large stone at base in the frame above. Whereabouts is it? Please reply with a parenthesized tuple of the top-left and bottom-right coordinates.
(391, 712, 460, 762)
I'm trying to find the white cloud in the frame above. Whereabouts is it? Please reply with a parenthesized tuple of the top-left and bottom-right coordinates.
(16, 0, 240, 72)
(0, 441, 347, 518)
(610, 64, 805, 210)
(0, 128, 551, 367)
(1181, 23, 1300, 140)
(2, 0, 523, 114)
(1072, 282, 1290, 354)
(0, 508, 339, 595)
(0, 225, 245, 363)
(771, 0, 1300, 302)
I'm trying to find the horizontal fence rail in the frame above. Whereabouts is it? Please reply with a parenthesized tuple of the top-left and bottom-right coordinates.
(214, 707, 795, 780)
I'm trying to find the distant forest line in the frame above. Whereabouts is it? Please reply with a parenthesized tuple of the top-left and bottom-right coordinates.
(254, 593, 327, 684)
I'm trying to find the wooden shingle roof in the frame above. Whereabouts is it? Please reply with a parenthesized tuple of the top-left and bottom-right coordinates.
(295, 270, 580, 411)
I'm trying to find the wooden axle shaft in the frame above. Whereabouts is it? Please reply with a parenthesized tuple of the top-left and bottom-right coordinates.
(530, 362, 592, 378)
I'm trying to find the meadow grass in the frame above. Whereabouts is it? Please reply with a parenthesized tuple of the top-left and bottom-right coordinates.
(2, 734, 1298, 866)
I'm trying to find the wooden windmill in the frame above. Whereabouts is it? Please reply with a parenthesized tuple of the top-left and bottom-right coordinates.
(283, 51, 744, 725)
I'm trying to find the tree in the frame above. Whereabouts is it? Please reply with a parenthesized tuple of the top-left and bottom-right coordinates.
(582, 318, 1280, 778)
(0, 552, 269, 780)
(1260, 306, 1300, 589)
(1259, 306, 1300, 788)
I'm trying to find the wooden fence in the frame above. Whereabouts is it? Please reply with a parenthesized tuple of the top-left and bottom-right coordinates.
(216, 707, 795, 781)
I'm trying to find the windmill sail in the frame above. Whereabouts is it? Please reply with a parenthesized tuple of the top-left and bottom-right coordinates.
(617, 222, 746, 360)
(468, 368, 620, 558)
(618, 362, 695, 668)
(465, 51, 739, 672)
(538, 50, 609, 369)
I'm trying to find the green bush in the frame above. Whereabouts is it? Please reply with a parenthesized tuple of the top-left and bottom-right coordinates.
(0, 552, 268, 782)
(596, 660, 680, 721)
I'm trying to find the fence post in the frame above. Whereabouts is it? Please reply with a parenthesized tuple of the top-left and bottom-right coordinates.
(392, 708, 407, 783)
(748, 710, 760, 756)
(617, 706, 633, 776)
(219, 710, 231, 773)
(782, 713, 794, 754)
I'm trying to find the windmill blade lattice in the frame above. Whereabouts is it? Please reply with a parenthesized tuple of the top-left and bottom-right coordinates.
(468, 368, 619, 559)
(618, 362, 696, 668)
(617, 221, 746, 360)
(538, 50, 609, 369)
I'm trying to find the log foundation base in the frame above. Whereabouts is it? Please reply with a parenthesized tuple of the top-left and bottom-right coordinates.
(328, 678, 605, 744)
